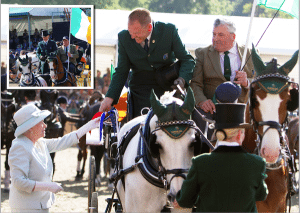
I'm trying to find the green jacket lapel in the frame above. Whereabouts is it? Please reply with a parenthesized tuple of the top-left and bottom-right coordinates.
(208, 45, 226, 81)
(148, 22, 161, 55)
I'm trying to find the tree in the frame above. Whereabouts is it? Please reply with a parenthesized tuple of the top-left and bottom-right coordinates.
(243, 3, 294, 19)
(148, 0, 196, 14)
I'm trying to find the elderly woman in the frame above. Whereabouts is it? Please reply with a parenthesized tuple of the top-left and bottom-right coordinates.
(175, 103, 268, 212)
(8, 104, 101, 212)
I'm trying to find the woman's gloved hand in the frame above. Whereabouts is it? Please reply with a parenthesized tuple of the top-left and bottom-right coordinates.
(33, 181, 63, 194)
(75, 116, 101, 139)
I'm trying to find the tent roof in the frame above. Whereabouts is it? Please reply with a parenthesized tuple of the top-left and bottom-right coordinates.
(9, 7, 33, 16)
(9, 6, 67, 17)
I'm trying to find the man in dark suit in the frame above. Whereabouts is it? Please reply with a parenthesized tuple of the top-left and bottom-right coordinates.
(99, 8, 195, 118)
(36, 30, 57, 74)
(175, 103, 268, 212)
(191, 18, 254, 140)
(57, 36, 79, 74)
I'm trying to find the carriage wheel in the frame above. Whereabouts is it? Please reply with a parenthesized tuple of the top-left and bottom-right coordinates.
(89, 192, 98, 213)
(88, 156, 96, 213)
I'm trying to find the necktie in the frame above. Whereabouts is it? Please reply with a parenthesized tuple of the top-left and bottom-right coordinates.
(65, 47, 68, 56)
(144, 38, 149, 53)
(224, 51, 231, 81)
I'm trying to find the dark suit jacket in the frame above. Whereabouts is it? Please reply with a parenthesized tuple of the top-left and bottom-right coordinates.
(106, 21, 195, 106)
(36, 40, 57, 58)
(57, 44, 79, 65)
(176, 146, 268, 212)
(190, 44, 254, 105)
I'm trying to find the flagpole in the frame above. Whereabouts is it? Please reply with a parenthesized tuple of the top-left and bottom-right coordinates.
(241, 0, 257, 71)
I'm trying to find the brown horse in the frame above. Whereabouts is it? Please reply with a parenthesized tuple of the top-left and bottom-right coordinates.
(47, 55, 77, 87)
(243, 47, 299, 212)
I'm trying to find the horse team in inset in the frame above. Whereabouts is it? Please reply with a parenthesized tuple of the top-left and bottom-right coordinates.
(11, 51, 78, 87)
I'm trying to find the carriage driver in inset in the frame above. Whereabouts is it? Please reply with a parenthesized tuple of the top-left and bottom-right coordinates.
(56, 36, 79, 75)
(36, 30, 57, 75)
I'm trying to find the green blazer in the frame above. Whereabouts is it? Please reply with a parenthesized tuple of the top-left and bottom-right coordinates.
(36, 39, 57, 58)
(57, 44, 79, 65)
(190, 44, 254, 105)
(106, 21, 195, 105)
(176, 146, 268, 212)
(36, 39, 57, 74)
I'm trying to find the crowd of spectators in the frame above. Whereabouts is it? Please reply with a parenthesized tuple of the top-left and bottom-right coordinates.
(9, 28, 53, 52)
(95, 67, 111, 95)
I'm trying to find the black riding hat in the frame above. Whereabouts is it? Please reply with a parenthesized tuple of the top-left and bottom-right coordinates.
(41, 30, 49, 37)
(214, 103, 251, 129)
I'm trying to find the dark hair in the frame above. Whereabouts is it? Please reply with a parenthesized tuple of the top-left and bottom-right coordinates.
(128, 8, 151, 26)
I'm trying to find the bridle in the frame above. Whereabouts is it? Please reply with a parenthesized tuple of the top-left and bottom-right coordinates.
(48, 56, 76, 86)
(249, 74, 295, 170)
(150, 103, 201, 189)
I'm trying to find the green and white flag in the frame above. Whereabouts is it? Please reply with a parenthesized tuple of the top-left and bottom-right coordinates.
(70, 8, 91, 44)
(257, 0, 299, 19)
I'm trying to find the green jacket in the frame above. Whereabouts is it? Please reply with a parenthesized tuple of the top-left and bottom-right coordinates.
(36, 39, 57, 58)
(176, 146, 268, 212)
(106, 21, 195, 106)
(36, 39, 57, 74)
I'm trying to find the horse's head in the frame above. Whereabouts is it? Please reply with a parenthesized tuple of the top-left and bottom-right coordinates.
(250, 45, 299, 164)
(18, 54, 32, 84)
(47, 56, 58, 80)
(149, 87, 201, 202)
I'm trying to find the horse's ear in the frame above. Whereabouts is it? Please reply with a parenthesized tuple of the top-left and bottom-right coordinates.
(150, 89, 166, 118)
(287, 88, 299, 112)
(278, 50, 299, 75)
(251, 43, 266, 76)
(180, 87, 195, 116)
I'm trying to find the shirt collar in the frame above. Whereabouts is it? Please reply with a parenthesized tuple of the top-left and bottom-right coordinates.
(220, 42, 237, 55)
(216, 140, 240, 147)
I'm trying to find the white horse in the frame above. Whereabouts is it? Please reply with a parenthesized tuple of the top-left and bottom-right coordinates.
(27, 52, 40, 74)
(114, 88, 201, 212)
(18, 54, 47, 87)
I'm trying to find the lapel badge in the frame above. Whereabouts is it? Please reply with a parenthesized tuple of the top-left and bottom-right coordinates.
(163, 53, 168, 60)
(152, 40, 155, 43)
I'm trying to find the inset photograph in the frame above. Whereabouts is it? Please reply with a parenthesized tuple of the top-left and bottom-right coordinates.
(7, 6, 94, 89)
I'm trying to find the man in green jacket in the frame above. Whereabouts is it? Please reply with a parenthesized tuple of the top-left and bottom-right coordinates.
(175, 103, 268, 212)
(36, 30, 57, 74)
(99, 8, 195, 118)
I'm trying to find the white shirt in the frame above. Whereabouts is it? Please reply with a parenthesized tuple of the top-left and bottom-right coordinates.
(219, 43, 241, 82)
